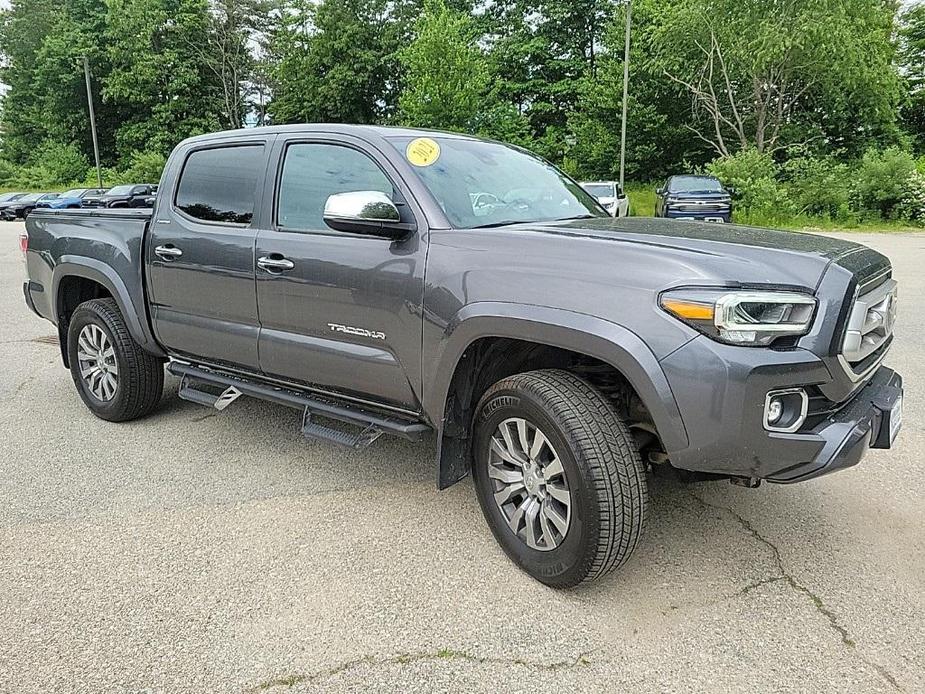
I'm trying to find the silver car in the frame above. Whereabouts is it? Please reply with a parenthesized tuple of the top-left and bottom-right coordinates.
(580, 181, 630, 217)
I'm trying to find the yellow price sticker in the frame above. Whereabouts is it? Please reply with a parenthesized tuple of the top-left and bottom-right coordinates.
(406, 137, 441, 167)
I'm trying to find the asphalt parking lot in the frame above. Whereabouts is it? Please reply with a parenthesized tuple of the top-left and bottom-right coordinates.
(0, 220, 923, 693)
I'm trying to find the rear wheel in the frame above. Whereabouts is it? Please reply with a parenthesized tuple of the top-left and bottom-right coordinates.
(67, 298, 164, 422)
(472, 369, 648, 588)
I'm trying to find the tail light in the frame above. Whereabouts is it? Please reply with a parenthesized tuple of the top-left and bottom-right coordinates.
(19, 230, 28, 259)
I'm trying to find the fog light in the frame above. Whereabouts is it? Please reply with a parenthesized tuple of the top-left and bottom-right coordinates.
(763, 388, 809, 433)
(766, 398, 784, 425)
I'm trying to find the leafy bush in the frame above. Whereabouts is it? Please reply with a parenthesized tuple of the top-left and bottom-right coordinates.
(119, 149, 166, 185)
(898, 170, 925, 223)
(853, 147, 917, 219)
(707, 149, 794, 223)
(782, 154, 853, 221)
(0, 159, 19, 186)
(31, 141, 90, 185)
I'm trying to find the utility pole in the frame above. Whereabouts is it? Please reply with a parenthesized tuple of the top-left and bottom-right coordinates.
(80, 56, 104, 189)
(618, 0, 632, 191)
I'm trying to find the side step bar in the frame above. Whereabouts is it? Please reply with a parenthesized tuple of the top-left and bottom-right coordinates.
(168, 362, 431, 448)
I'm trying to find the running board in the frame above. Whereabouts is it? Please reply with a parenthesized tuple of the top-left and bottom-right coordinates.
(178, 375, 242, 411)
(168, 362, 430, 447)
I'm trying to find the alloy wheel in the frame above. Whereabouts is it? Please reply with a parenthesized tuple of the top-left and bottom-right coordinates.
(488, 417, 572, 551)
(76, 324, 119, 401)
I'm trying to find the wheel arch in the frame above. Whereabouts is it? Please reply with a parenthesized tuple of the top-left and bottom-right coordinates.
(52, 259, 164, 366)
(425, 302, 689, 489)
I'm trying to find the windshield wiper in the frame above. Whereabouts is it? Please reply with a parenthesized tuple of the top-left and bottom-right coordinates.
(470, 220, 529, 229)
(550, 214, 599, 222)
(471, 214, 599, 229)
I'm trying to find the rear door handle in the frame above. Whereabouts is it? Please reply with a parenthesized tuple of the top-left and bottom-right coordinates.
(257, 255, 295, 273)
(154, 244, 183, 260)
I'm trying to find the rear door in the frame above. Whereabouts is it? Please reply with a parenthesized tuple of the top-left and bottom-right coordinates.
(253, 134, 426, 410)
(147, 139, 271, 369)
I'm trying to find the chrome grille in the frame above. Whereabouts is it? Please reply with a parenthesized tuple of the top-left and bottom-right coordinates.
(673, 203, 729, 212)
(841, 278, 897, 366)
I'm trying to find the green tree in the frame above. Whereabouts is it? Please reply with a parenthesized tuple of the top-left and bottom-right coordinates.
(484, 0, 617, 160)
(0, 0, 123, 165)
(266, 0, 421, 124)
(103, 0, 226, 158)
(566, 0, 710, 181)
(397, 0, 488, 130)
(653, 0, 903, 156)
(900, 2, 925, 152)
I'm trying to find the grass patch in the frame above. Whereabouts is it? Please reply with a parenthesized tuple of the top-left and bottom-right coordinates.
(626, 182, 657, 217)
(623, 181, 923, 232)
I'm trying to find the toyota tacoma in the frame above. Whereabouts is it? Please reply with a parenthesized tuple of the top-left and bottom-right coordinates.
(21, 125, 903, 587)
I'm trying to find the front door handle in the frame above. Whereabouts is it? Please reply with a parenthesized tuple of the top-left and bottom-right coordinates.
(154, 244, 183, 260)
(257, 255, 295, 273)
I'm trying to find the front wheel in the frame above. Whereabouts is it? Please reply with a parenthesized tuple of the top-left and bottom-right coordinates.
(472, 370, 648, 588)
(67, 298, 164, 422)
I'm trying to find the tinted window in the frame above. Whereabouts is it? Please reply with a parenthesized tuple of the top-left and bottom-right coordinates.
(277, 143, 394, 230)
(176, 145, 263, 224)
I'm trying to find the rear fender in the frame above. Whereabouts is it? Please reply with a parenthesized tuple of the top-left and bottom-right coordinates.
(52, 257, 164, 358)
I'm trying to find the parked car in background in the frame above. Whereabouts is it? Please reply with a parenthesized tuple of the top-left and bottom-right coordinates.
(1, 192, 59, 220)
(82, 184, 154, 208)
(655, 175, 732, 223)
(0, 192, 28, 206)
(136, 184, 158, 208)
(580, 181, 630, 217)
(80, 189, 108, 208)
(36, 188, 107, 210)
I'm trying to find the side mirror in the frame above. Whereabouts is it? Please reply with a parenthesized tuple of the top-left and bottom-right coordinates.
(323, 191, 413, 238)
(655, 187, 665, 195)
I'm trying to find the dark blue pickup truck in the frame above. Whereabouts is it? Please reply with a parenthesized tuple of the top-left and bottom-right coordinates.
(655, 174, 733, 223)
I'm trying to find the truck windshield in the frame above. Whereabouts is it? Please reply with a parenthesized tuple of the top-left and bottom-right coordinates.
(670, 176, 724, 193)
(582, 184, 615, 199)
(60, 189, 85, 198)
(107, 185, 134, 195)
(386, 135, 606, 228)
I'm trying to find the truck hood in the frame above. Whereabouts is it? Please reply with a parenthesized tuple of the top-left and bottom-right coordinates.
(527, 216, 889, 289)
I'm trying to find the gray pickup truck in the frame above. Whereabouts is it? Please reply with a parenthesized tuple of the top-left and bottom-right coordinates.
(22, 125, 903, 587)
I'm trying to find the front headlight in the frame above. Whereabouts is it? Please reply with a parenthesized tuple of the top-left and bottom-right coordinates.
(660, 289, 816, 346)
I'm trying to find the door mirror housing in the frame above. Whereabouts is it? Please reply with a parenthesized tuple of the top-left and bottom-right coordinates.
(656, 186, 665, 196)
(323, 191, 412, 238)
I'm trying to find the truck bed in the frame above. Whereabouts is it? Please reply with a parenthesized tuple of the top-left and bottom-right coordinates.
(24, 207, 157, 354)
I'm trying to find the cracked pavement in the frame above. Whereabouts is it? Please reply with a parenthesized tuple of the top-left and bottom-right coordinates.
(1, 222, 923, 693)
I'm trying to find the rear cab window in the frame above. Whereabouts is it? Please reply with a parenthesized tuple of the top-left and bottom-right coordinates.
(175, 145, 264, 224)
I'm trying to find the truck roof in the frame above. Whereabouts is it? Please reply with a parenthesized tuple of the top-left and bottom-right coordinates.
(179, 123, 480, 147)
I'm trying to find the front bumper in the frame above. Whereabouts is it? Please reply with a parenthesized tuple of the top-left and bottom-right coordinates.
(764, 367, 901, 482)
(660, 336, 903, 483)
(664, 209, 731, 222)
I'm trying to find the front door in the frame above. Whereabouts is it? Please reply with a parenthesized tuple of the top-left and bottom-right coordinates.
(147, 140, 270, 370)
(254, 136, 425, 410)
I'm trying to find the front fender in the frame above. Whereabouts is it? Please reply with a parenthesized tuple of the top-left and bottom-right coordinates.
(424, 302, 690, 484)
(52, 257, 164, 356)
